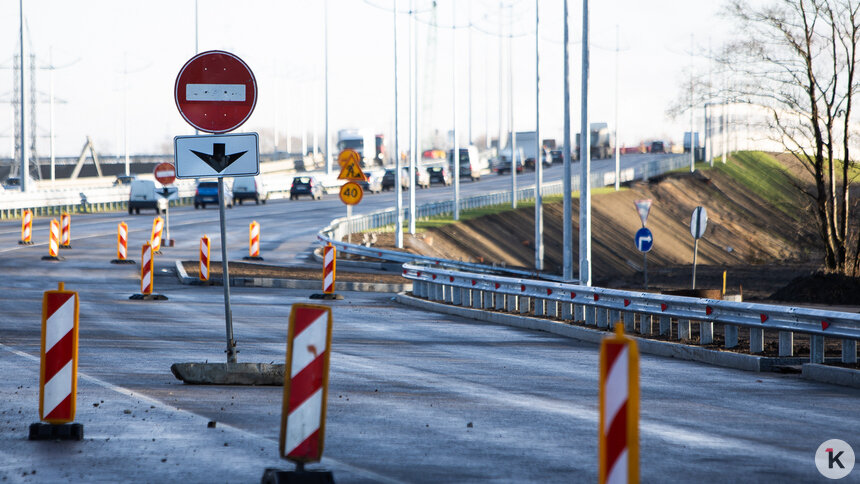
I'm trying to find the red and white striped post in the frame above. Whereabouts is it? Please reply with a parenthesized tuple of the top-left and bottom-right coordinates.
(42, 219, 62, 261)
(244, 221, 263, 260)
(29, 282, 83, 441)
(599, 323, 640, 484)
(323, 243, 336, 294)
(111, 222, 135, 264)
(200, 235, 211, 282)
(279, 304, 333, 468)
(60, 212, 72, 249)
(141, 242, 153, 295)
(150, 216, 164, 254)
(19, 209, 33, 244)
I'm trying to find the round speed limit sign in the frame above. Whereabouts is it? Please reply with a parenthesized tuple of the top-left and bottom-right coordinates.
(339, 181, 364, 205)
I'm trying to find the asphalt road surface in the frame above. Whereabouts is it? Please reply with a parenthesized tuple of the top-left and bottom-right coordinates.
(1, 156, 858, 482)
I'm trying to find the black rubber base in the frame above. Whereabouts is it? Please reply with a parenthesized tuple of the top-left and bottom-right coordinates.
(110, 259, 136, 265)
(243, 256, 265, 261)
(60, 244, 72, 249)
(17, 240, 33, 245)
(129, 293, 169, 301)
(29, 422, 84, 441)
(41, 256, 65, 261)
(309, 293, 343, 300)
(261, 468, 334, 484)
(164, 239, 175, 247)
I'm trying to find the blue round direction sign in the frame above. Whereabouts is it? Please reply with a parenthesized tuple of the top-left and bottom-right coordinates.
(634, 227, 653, 253)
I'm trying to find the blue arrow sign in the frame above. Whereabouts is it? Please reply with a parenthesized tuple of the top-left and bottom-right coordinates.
(635, 227, 653, 253)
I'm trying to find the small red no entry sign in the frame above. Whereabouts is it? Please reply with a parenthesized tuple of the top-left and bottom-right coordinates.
(174, 50, 257, 134)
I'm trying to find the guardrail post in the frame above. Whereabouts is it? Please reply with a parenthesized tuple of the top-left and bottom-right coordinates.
(596, 308, 609, 329)
(574, 305, 584, 322)
(750, 328, 764, 354)
(460, 288, 470, 307)
(843, 340, 857, 364)
(700, 321, 714, 344)
(483, 291, 493, 309)
(435, 283, 445, 302)
(608, 309, 620, 327)
(495, 293, 505, 310)
(519, 297, 530, 315)
(534, 299, 545, 317)
(452, 285, 462, 305)
(561, 303, 573, 321)
(678, 319, 691, 340)
(778, 332, 794, 357)
(810, 335, 824, 364)
(623, 312, 635, 332)
(546, 300, 558, 318)
(417, 280, 427, 298)
(659, 316, 671, 336)
(638, 314, 652, 335)
(471, 289, 482, 309)
(584, 306, 594, 325)
(506, 294, 517, 312)
(724, 325, 739, 349)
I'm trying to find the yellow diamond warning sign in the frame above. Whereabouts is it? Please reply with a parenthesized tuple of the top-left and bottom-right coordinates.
(337, 159, 367, 181)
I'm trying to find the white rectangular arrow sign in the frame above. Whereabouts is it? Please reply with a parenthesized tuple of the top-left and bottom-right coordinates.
(174, 132, 259, 179)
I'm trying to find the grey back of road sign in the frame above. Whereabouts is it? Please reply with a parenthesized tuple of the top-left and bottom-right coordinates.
(690, 206, 708, 239)
(174, 133, 259, 178)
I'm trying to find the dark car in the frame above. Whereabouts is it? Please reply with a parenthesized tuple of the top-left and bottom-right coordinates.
(380, 168, 408, 191)
(194, 180, 232, 209)
(290, 176, 323, 200)
(650, 141, 665, 154)
(426, 165, 452, 186)
(550, 150, 563, 164)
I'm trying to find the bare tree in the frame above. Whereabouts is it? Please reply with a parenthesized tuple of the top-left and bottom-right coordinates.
(717, 0, 860, 274)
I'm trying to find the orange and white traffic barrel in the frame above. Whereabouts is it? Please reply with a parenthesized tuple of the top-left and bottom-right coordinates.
(599, 323, 640, 484)
(200, 235, 211, 282)
(150, 216, 164, 254)
(60, 212, 72, 249)
(29, 282, 83, 441)
(19, 209, 33, 245)
(244, 221, 263, 261)
(111, 222, 135, 264)
(323, 244, 336, 294)
(279, 304, 333, 467)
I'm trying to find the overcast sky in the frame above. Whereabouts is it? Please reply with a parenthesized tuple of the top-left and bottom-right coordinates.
(0, 0, 732, 158)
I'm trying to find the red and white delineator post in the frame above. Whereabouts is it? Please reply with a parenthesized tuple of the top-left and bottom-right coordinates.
(29, 282, 83, 441)
(244, 221, 263, 260)
(111, 222, 135, 264)
(141, 242, 153, 295)
(599, 323, 640, 484)
(19, 209, 33, 244)
(279, 305, 333, 468)
(150, 216, 165, 253)
(60, 212, 72, 249)
(323, 244, 336, 294)
(42, 219, 62, 260)
(200, 235, 211, 282)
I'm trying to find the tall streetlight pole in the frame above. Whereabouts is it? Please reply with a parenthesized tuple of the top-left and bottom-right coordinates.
(325, 0, 332, 176)
(19, 0, 28, 192)
(509, 3, 517, 209)
(613, 25, 620, 191)
(534, 0, 543, 271)
(579, 0, 592, 286)
(408, 0, 416, 235)
(562, 0, 573, 281)
(394, 0, 404, 248)
(453, 1, 460, 221)
(498, 2, 503, 161)
(689, 33, 695, 173)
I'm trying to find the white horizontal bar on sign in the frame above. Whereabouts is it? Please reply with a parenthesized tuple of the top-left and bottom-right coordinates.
(185, 84, 246, 102)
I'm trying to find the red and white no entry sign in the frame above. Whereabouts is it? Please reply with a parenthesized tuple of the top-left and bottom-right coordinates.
(174, 50, 257, 134)
(153, 162, 176, 185)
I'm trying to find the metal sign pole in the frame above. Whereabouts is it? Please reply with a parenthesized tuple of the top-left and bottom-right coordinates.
(643, 252, 648, 290)
(346, 204, 352, 245)
(218, 177, 237, 363)
(692, 238, 699, 290)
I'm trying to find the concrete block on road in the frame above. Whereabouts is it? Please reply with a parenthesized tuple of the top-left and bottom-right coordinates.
(171, 362, 285, 385)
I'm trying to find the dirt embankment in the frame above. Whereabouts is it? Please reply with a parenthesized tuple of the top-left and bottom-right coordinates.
(369, 158, 835, 302)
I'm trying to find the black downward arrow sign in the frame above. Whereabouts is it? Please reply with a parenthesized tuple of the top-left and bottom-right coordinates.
(190, 143, 247, 173)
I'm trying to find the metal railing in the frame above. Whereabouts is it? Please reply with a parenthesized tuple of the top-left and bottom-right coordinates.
(402, 264, 859, 365)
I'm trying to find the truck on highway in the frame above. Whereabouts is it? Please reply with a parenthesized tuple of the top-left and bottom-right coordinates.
(496, 131, 549, 171)
(336, 129, 385, 168)
(574, 123, 613, 160)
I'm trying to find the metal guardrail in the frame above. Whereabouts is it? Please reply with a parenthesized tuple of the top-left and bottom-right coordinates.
(402, 263, 859, 365)
(317, 154, 688, 279)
